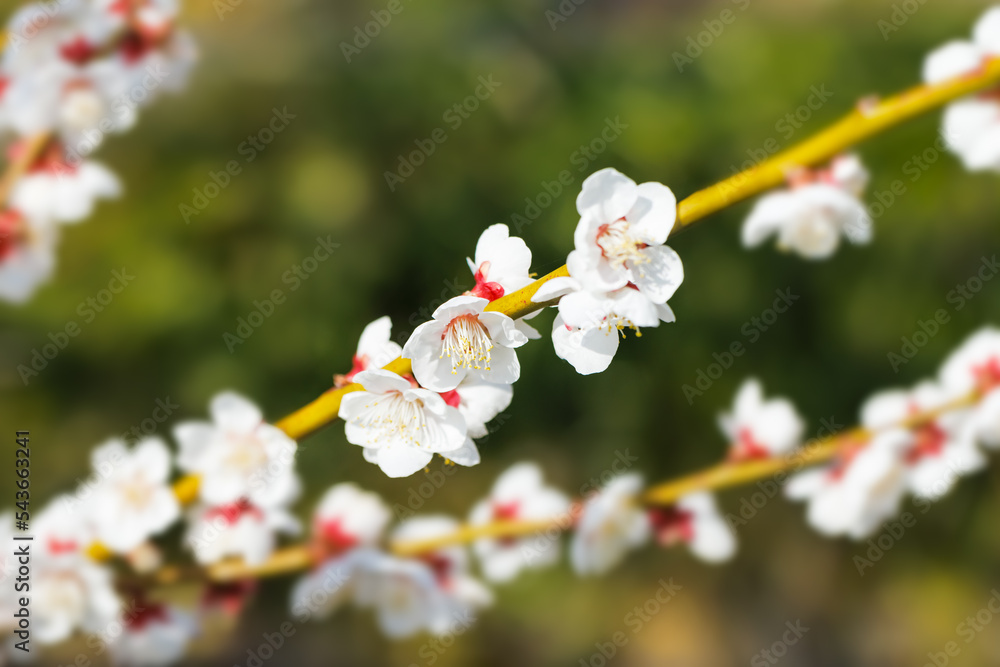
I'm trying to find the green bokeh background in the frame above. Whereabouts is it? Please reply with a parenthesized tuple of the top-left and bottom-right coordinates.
(3, 0, 1000, 664)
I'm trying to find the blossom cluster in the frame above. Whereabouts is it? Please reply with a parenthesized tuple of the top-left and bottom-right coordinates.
(0, 0, 196, 303)
(2, 325, 998, 662)
(336, 167, 686, 478)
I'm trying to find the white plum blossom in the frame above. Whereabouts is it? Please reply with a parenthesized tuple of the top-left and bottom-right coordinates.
(85, 437, 179, 554)
(718, 379, 805, 461)
(402, 295, 528, 392)
(33, 554, 121, 644)
(569, 168, 683, 305)
(357, 516, 491, 638)
(939, 326, 1000, 396)
(965, 389, 1000, 448)
(0, 210, 58, 303)
(339, 369, 468, 477)
(861, 383, 984, 499)
(465, 223, 541, 340)
(648, 492, 736, 563)
(334, 316, 403, 388)
(542, 282, 675, 375)
(923, 7, 1000, 172)
(174, 391, 300, 509)
(185, 499, 300, 566)
(786, 430, 911, 539)
(10, 157, 120, 224)
(742, 154, 872, 259)
(289, 548, 371, 624)
(311, 483, 392, 553)
(468, 462, 571, 582)
(466, 223, 534, 300)
(571, 474, 650, 575)
(108, 603, 197, 667)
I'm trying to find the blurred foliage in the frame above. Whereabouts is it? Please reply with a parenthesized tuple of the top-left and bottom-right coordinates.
(2, 0, 1000, 665)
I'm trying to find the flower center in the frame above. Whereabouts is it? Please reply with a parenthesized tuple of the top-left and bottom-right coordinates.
(204, 499, 263, 526)
(596, 218, 647, 271)
(973, 357, 1000, 392)
(905, 421, 947, 465)
(731, 427, 771, 461)
(440, 314, 493, 374)
(351, 391, 437, 449)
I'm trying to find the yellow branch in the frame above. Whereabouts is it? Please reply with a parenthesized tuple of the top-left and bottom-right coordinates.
(267, 60, 1000, 445)
(198, 390, 982, 582)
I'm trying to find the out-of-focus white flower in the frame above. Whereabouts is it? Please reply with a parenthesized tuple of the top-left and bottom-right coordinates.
(109, 602, 197, 667)
(966, 389, 1000, 448)
(861, 383, 983, 500)
(185, 499, 300, 566)
(719, 379, 805, 461)
(940, 326, 1000, 396)
(786, 430, 911, 539)
(468, 463, 571, 582)
(339, 369, 468, 477)
(0, 210, 58, 303)
(569, 168, 682, 304)
(33, 553, 121, 644)
(311, 483, 391, 554)
(34, 494, 94, 557)
(0, 512, 18, 622)
(742, 155, 872, 259)
(174, 392, 300, 508)
(289, 549, 369, 624)
(334, 316, 403, 388)
(571, 474, 650, 575)
(11, 157, 120, 224)
(357, 516, 491, 638)
(648, 492, 736, 563)
(923, 7, 1000, 172)
(86, 438, 179, 554)
(402, 295, 528, 392)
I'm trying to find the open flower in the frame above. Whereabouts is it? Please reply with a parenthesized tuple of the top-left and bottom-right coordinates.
(402, 295, 528, 392)
(339, 369, 468, 477)
(571, 474, 650, 575)
(718, 379, 805, 461)
(174, 391, 300, 509)
(648, 492, 736, 563)
(311, 483, 391, 554)
(923, 7, 1000, 172)
(466, 223, 533, 300)
(468, 462, 571, 582)
(85, 437, 179, 554)
(939, 326, 1000, 396)
(185, 499, 300, 566)
(569, 168, 683, 305)
(546, 286, 675, 375)
(861, 383, 983, 500)
(742, 154, 872, 259)
(357, 516, 491, 638)
(785, 430, 911, 539)
(334, 316, 403, 388)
